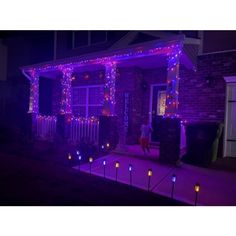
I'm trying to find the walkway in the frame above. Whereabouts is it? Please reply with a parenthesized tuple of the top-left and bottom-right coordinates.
(73, 149, 236, 206)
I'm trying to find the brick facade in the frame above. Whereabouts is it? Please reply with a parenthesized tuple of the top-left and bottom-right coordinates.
(179, 51, 236, 123)
(50, 51, 236, 145)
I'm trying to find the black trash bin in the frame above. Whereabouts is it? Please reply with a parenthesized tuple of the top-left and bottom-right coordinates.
(182, 122, 223, 167)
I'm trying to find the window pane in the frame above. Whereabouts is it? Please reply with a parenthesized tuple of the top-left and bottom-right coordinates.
(157, 90, 166, 116)
(91, 31, 107, 44)
(74, 31, 88, 48)
(72, 87, 86, 105)
(72, 106, 86, 117)
(88, 86, 104, 105)
(88, 106, 103, 117)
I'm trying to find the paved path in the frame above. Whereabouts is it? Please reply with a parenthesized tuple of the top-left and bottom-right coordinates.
(74, 153, 236, 206)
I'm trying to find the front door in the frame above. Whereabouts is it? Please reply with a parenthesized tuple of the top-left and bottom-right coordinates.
(225, 82, 236, 157)
(150, 85, 166, 142)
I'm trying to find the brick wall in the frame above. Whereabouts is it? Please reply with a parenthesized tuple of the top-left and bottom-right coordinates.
(179, 51, 236, 123)
(115, 67, 167, 144)
(115, 67, 141, 144)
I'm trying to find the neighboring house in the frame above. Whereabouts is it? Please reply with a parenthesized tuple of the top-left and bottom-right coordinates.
(0, 32, 54, 131)
(21, 31, 236, 158)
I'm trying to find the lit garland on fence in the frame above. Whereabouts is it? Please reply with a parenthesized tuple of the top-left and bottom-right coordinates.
(28, 70, 39, 113)
(60, 67, 73, 114)
(70, 116, 99, 124)
(36, 114, 57, 122)
(164, 47, 182, 118)
(103, 62, 117, 116)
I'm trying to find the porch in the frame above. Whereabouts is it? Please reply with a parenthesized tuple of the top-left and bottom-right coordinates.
(21, 35, 197, 150)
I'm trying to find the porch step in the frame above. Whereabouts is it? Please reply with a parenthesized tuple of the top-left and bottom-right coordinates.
(150, 142, 160, 148)
(112, 145, 159, 160)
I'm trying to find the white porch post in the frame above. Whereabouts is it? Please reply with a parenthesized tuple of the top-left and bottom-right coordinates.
(103, 62, 117, 116)
(28, 70, 39, 114)
(165, 53, 180, 117)
(60, 67, 73, 114)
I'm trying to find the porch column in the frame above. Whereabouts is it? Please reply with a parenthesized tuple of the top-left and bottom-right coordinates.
(103, 62, 117, 116)
(56, 67, 73, 141)
(26, 69, 39, 139)
(28, 70, 39, 114)
(165, 53, 180, 117)
(60, 67, 73, 114)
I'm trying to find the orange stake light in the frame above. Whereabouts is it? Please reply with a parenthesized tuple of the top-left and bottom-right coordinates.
(148, 169, 152, 177)
(195, 183, 200, 193)
(194, 183, 200, 206)
(115, 161, 120, 168)
(115, 161, 120, 182)
(147, 169, 152, 191)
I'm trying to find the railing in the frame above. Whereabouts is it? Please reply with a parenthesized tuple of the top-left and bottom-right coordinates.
(69, 117, 99, 144)
(36, 115, 57, 140)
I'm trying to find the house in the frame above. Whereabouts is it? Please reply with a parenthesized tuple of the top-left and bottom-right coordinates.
(20, 31, 236, 158)
(0, 32, 54, 132)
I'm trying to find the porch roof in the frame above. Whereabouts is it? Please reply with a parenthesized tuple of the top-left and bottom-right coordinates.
(20, 34, 200, 78)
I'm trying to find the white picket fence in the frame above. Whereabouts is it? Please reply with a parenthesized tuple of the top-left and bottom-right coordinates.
(36, 115, 57, 140)
(35, 115, 99, 144)
(69, 118, 99, 144)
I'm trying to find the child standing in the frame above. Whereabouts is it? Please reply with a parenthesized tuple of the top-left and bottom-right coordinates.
(140, 119, 153, 155)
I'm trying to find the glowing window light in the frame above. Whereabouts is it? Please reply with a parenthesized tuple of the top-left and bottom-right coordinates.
(89, 157, 93, 163)
(106, 143, 110, 148)
(115, 161, 120, 168)
(172, 174, 176, 183)
(68, 153, 72, 160)
(194, 183, 200, 193)
(148, 169, 152, 177)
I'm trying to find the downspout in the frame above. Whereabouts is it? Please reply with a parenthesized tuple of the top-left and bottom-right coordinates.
(22, 70, 32, 81)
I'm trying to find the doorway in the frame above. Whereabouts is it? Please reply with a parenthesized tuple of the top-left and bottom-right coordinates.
(224, 77, 236, 158)
(149, 84, 167, 143)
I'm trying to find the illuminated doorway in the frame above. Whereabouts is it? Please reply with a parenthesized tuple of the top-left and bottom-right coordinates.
(150, 84, 167, 142)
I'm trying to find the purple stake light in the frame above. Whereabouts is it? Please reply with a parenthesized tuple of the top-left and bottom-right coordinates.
(89, 157, 93, 175)
(171, 174, 176, 198)
(129, 164, 133, 186)
(103, 160, 106, 178)
(78, 154, 82, 170)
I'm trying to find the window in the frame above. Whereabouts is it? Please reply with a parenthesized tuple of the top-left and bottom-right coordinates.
(91, 31, 107, 44)
(73, 31, 89, 48)
(157, 90, 166, 116)
(71, 31, 108, 49)
(72, 85, 104, 117)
